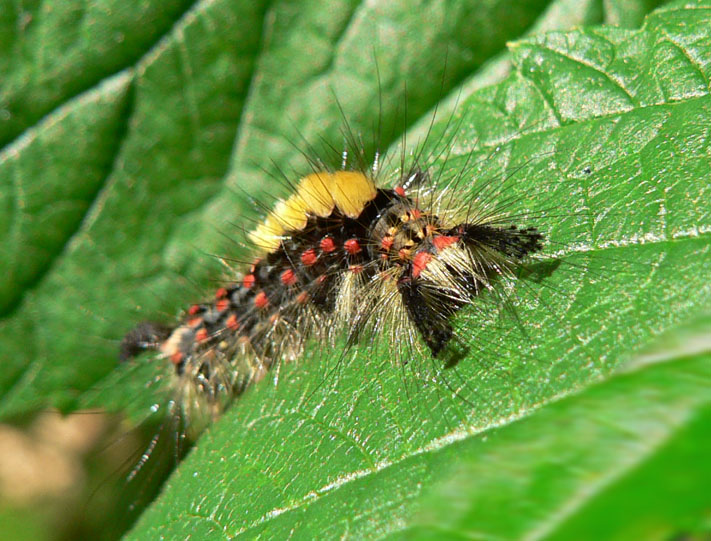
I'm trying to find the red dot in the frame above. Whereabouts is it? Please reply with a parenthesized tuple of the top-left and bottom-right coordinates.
(412, 251, 433, 279)
(188, 317, 203, 328)
(254, 291, 269, 309)
(243, 274, 256, 288)
(349, 264, 363, 274)
(188, 304, 201, 315)
(195, 328, 209, 342)
(395, 186, 406, 197)
(216, 299, 230, 312)
(410, 208, 422, 219)
(215, 287, 228, 299)
(317, 274, 327, 284)
(170, 351, 184, 365)
(226, 314, 240, 331)
(320, 236, 336, 253)
(301, 249, 317, 266)
(433, 235, 460, 252)
(344, 238, 362, 255)
(296, 291, 309, 304)
(280, 268, 298, 286)
(380, 236, 394, 251)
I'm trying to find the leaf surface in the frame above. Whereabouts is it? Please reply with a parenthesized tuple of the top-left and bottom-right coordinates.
(1, 0, 708, 539)
(125, 1, 711, 538)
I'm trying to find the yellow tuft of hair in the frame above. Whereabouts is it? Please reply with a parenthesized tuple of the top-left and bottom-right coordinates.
(298, 173, 338, 217)
(297, 171, 377, 218)
(249, 170, 377, 253)
(248, 214, 284, 252)
(272, 196, 309, 231)
(328, 171, 377, 218)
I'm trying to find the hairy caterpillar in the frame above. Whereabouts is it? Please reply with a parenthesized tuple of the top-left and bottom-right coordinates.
(119, 133, 546, 444)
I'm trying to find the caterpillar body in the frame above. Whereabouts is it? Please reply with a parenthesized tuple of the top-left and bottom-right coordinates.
(120, 158, 544, 439)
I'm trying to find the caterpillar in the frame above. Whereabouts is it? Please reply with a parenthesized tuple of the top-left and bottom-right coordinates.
(119, 139, 545, 442)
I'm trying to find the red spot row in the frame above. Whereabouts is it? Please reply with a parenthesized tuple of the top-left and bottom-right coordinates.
(300, 237, 364, 268)
(215, 287, 228, 299)
(433, 235, 460, 252)
(280, 268, 298, 286)
(254, 290, 269, 309)
(319, 236, 336, 253)
(243, 274, 256, 288)
(344, 238, 362, 255)
(226, 314, 240, 331)
(412, 251, 434, 279)
(301, 248, 317, 266)
(195, 328, 209, 343)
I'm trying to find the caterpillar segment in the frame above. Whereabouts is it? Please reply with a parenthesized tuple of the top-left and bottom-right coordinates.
(120, 168, 544, 428)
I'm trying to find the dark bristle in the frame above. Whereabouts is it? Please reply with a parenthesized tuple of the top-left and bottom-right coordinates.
(119, 321, 173, 362)
(398, 278, 459, 357)
(460, 224, 544, 260)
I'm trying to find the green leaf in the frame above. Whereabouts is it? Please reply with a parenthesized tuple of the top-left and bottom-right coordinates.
(1, 0, 708, 538)
(403, 326, 711, 540)
(1, 0, 271, 415)
(0, 1, 195, 147)
(138, 324, 711, 540)
(124, 1, 710, 539)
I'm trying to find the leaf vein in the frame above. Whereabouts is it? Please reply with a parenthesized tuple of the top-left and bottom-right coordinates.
(0, 0, 201, 156)
(660, 30, 711, 90)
